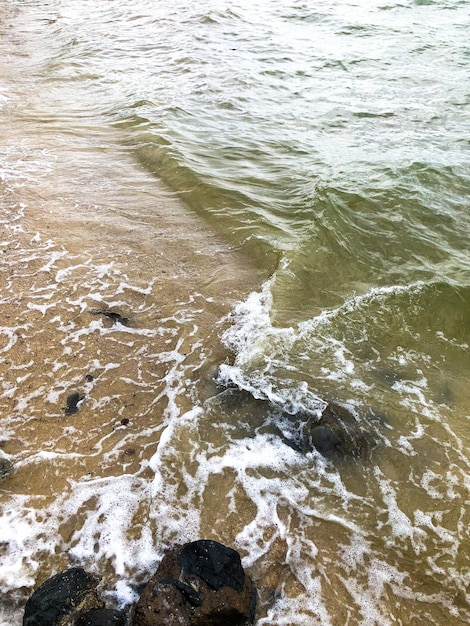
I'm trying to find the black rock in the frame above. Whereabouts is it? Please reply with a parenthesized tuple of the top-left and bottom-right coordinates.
(75, 608, 127, 626)
(134, 540, 256, 626)
(64, 392, 83, 416)
(89, 309, 129, 326)
(152, 577, 202, 607)
(0, 452, 12, 480)
(179, 540, 245, 592)
(23, 567, 104, 626)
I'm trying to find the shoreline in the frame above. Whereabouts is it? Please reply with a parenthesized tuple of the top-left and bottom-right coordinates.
(0, 9, 266, 622)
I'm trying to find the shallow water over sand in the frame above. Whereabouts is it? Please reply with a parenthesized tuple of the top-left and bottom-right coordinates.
(0, 6, 266, 620)
(1, 1, 469, 624)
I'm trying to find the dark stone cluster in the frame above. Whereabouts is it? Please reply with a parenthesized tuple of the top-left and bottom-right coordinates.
(22, 540, 257, 626)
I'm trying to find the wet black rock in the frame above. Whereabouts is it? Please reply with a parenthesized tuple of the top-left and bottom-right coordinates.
(0, 451, 13, 480)
(133, 540, 257, 626)
(75, 608, 127, 625)
(89, 308, 129, 326)
(64, 392, 84, 416)
(179, 539, 246, 592)
(23, 567, 104, 626)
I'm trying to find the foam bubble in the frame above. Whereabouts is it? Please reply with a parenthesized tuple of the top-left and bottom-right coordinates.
(0, 498, 50, 593)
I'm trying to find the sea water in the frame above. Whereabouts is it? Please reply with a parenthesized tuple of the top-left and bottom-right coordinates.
(0, 1, 469, 624)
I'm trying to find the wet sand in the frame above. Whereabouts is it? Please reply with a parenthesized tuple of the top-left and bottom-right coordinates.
(0, 12, 267, 618)
(0, 82, 267, 480)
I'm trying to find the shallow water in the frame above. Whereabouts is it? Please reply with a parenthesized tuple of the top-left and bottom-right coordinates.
(0, 1, 469, 624)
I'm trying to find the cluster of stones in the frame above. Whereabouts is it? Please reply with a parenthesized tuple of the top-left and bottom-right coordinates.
(23, 540, 257, 626)
(20, 378, 379, 626)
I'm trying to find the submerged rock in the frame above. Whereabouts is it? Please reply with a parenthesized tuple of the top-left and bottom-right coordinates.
(211, 377, 377, 460)
(300, 401, 373, 458)
(305, 424, 342, 456)
(23, 567, 104, 626)
(133, 540, 257, 626)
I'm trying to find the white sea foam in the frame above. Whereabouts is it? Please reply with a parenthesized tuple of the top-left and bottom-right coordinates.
(219, 279, 433, 412)
(0, 498, 53, 592)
